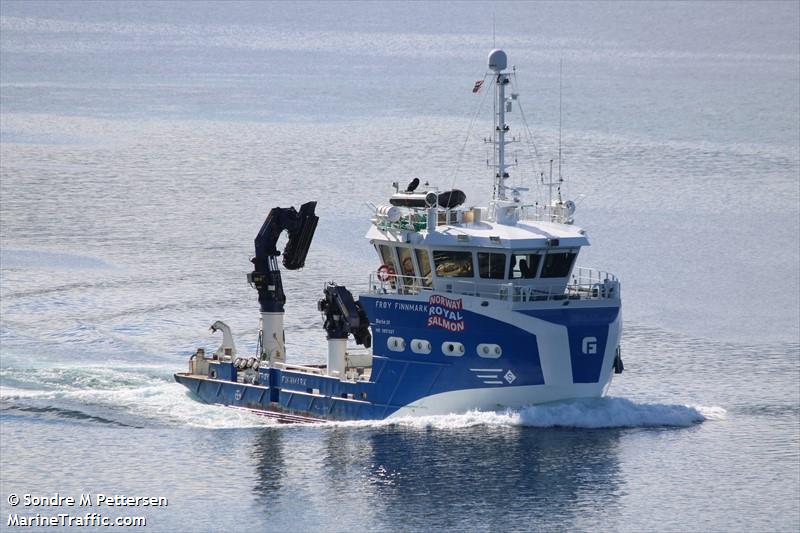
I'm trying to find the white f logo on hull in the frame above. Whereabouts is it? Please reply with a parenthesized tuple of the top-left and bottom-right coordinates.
(582, 337, 598, 355)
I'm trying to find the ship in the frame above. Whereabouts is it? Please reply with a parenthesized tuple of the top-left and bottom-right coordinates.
(174, 49, 623, 422)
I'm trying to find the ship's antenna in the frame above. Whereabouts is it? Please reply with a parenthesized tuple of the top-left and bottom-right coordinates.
(548, 159, 554, 213)
(558, 58, 563, 183)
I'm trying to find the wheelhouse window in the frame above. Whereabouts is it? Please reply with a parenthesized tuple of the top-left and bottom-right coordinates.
(478, 252, 506, 279)
(415, 248, 432, 287)
(510, 252, 542, 279)
(433, 250, 474, 278)
(396, 247, 415, 286)
(540, 251, 577, 278)
(377, 244, 397, 273)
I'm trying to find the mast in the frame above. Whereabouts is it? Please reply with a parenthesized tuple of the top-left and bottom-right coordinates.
(558, 58, 563, 184)
(489, 49, 510, 201)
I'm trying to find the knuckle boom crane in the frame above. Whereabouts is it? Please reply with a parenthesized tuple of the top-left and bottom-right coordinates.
(247, 201, 370, 372)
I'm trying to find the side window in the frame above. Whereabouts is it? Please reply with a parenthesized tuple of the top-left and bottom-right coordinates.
(415, 248, 432, 287)
(478, 252, 506, 279)
(377, 244, 397, 272)
(510, 252, 542, 279)
(541, 251, 577, 278)
(397, 247, 415, 277)
(433, 250, 474, 278)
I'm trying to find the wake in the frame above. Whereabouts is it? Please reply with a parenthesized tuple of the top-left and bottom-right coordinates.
(1, 363, 725, 430)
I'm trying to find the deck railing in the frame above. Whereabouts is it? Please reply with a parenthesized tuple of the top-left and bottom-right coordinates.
(373, 204, 577, 231)
(368, 266, 619, 303)
(272, 361, 326, 376)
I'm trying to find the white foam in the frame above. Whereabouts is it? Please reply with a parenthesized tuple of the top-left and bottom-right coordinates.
(80, 381, 278, 429)
(514, 397, 725, 428)
(2, 361, 725, 430)
(0, 365, 276, 429)
(0, 386, 57, 399)
(330, 397, 725, 430)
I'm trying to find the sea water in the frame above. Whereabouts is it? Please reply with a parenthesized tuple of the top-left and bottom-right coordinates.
(1, 1, 798, 531)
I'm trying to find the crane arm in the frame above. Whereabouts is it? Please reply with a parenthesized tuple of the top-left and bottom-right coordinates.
(248, 201, 319, 312)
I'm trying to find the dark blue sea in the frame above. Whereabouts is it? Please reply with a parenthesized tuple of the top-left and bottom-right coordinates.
(1, 1, 798, 531)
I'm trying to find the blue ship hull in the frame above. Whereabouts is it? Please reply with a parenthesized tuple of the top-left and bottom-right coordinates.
(174, 294, 621, 422)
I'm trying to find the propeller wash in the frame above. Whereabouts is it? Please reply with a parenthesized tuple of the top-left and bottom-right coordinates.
(175, 50, 624, 422)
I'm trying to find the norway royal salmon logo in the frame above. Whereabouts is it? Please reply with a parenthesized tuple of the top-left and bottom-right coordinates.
(426, 294, 465, 332)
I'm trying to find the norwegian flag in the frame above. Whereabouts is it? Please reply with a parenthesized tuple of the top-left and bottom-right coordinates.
(472, 79, 484, 93)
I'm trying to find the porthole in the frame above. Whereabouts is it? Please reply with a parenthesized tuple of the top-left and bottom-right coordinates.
(387, 336, 406, 352)
(411, 339, 432, 354)
(477, 343, 502, 358)
(441, 341, 465, 356)
(210, 370, 217, 379)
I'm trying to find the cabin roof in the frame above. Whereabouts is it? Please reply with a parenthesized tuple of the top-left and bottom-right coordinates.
(366, 219, 590, 249)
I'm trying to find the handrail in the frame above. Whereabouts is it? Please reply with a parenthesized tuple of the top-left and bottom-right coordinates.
(271, 361, 326, 375)
(368, 266, 620, 302)
(373, 203, 578, 231)
(369, 271, 432, 296)
(519, 204, 575, 224)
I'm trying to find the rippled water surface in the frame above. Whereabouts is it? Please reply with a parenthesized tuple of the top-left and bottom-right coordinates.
(1, 2, 798, 531)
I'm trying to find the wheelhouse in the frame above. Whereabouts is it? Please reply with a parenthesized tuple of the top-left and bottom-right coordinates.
(366, 203, 616, 304)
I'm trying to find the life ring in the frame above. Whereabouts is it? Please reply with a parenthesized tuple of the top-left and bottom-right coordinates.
(377, 264, 396, 282)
